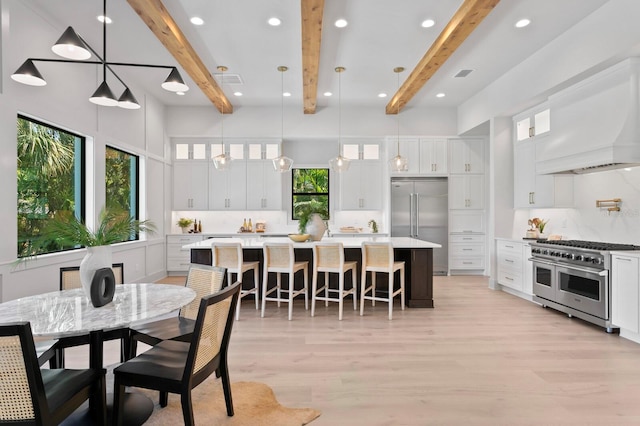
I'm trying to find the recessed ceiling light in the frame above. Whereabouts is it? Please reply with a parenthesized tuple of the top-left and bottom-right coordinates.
(335, 19, 348, 28)
(436, 93, 445, 98)
(283, 92, 291, 97)
(233, 92, 243, 97)
(268, 17, 281, 26)
(324, 92, 332, 97)
(176, 91, 185, 96)
(378, 93, 387, 98)
(190, 17, 204, 26)
(515, 19, 531, 28)
(97, 15, 112, 24)
(421, 19, 435, 28)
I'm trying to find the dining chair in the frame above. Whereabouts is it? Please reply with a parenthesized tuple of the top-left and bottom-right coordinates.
(211, 242, 260, 320)
(42, 263, 127, 368)
(360, 242, 405, 320)
(261, 242, 309, 321)
(311, 242, 358, 320)
(113, 281, 241, 426)
(0, 321, 107, 426)
(127, 264, 227, 359)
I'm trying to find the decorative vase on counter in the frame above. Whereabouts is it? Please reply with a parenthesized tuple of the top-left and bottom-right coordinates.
(79, 245, 113, 306)
(305, 214, 327, 241)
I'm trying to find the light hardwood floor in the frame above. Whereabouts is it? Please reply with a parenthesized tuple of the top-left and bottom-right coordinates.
(66, 275, 640, 425)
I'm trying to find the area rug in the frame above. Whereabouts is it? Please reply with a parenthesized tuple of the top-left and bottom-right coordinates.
(141, 380, 321, 425)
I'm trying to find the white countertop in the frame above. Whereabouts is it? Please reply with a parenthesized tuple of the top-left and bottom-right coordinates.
(183, 236, 441, 250)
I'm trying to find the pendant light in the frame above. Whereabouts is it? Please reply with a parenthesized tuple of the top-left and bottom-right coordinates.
(272, 66, 294, 172)
(213, 65, 232, 170)
(389, 66, 408, 172)
(329, 66, 350, 172)
(11, 0, 188, 109)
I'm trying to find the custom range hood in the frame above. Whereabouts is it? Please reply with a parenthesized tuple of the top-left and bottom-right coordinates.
(537, 58, 640, 174)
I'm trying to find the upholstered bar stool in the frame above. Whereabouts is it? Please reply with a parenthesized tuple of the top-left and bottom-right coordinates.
(311, 242, 358, 320)
(261, 242, 309, 321)
(360, 242, 405, 320)
(211, 241, 260, 320)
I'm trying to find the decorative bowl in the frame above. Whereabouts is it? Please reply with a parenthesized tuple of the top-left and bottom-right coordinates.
(288, 233, 310, 242)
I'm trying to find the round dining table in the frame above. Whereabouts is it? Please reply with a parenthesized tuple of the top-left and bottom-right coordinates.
(0, 283, 196, 425)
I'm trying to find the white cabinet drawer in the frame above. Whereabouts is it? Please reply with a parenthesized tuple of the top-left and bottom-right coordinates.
(497, 268, 523, 291)
(497, 253, 521, 271)
(497, 240, 523, 256)
(167, 235, 204, 244)
(167, 259, 194, 272)
(450, 257, 485, 269)
(449, 210, 485, 233)
(450, 244, 484, 256)
(450, 234, 484, 244)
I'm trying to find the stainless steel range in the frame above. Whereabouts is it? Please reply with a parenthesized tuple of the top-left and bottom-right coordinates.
(530, 239, 640, 332)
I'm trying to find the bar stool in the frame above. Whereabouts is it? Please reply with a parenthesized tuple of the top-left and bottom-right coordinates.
(311, 242, 358, 320)
(261, 242, 309, 320)
(360, 242, 405, 320)
(212, 241, 260, 320)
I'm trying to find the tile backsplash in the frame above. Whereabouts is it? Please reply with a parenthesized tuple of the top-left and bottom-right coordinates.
(513, 167, 640, 244)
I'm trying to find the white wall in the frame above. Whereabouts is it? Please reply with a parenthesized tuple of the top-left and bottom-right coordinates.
(0, 1, 168, 301)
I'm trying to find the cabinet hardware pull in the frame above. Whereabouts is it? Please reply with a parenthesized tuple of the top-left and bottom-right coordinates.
(505, 276, 514, 281)
(505, 245, 514, 248)
(616, 258, 632, 262)
(505, 259, 514, 263)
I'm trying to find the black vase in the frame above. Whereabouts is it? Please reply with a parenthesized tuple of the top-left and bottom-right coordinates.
(90, 267, 116, 307)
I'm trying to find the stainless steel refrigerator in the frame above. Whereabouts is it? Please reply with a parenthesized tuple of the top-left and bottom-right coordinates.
(391, 178, 448, 275)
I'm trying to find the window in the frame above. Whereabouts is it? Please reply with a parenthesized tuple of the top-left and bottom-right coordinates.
(17, 115, 85, 257)
(105, 146, 139, 241)
(292, 168, 329, 220)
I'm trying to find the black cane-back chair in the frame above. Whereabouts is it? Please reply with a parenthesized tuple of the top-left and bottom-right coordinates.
(0, 322, 107, 426)
(113, 281, 241, 426)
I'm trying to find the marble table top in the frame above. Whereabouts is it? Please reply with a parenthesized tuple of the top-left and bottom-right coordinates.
(0, 283, 195, 338)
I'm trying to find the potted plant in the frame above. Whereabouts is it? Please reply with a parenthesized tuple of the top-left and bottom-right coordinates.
(177, 217, 194, 233)
(294, 200, 327, 241)
(28, 208, 156, 303)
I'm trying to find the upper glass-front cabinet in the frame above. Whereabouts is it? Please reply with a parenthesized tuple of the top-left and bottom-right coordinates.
(174, 142, 206, 160)
(343, 141, 380, 160)
(515, 107, 550, 141)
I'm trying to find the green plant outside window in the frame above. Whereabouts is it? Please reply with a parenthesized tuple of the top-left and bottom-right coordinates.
(292, 168, 330, 221)
(17, 115, 84, 257)
(105, 146, 139, 242)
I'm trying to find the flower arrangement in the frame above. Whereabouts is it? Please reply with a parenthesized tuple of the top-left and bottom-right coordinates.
(177, 218, 194, 229)
(528, 217, 549, 233)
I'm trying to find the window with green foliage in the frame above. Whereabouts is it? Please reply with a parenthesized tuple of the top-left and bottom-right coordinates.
(17, 115, 84, 257)
(292, 168, 330, 220)
(105, 146, 139, 242)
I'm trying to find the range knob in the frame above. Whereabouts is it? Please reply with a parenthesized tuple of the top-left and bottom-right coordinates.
(592, 258, 602, 265)
(561, 252, 570, 258)
(542, 250, 549, 255)
(532, 248, 541, 254)
(575, 255, 584, 261)
(583, 256, 592, 263)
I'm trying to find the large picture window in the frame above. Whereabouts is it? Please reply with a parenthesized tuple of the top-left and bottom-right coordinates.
(105, 146, 139, 242)
(17, 115, 84, 257)
(292, 168, 330, 220)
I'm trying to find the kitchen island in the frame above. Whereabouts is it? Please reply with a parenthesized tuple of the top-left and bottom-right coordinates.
(183, 237, 441, 308)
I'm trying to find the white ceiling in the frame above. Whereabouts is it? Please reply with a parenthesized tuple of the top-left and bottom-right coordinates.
(27, 0, 609, 112)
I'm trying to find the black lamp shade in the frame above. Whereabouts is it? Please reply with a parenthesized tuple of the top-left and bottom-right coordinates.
(52, 26, 91, 60)
(162, 68, 189, 92)
(11, 60, 47, 86)
(118, 88, 141, 109)
(89, 81, 118, 106)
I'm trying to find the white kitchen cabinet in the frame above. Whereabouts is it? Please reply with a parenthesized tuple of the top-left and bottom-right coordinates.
(166, 235, 204, 272)
(513, 137, 574, 208)
(342, 141, 380, 160)
(173, 140, 207, 160)
(209, 160, 247, 210)
(419, 138, 448, 174)
(515, 105, 550, 141)
(449, 210, 485, 233)
(391, 138, 419, 173)
(449, 175, 484, 209)
(611, 254, 640, 334)
(246, 160, 282, 210)
(449, 233, 485, 272)
(339, 161, 382, 210)
(495, 239, 533, 297)
(247, 140, 281, 160)
(449, 138, 484, 174)
(172, 162, 209, 210)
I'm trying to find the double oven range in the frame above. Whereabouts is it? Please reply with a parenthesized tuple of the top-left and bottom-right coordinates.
(530, 239, 640, 332)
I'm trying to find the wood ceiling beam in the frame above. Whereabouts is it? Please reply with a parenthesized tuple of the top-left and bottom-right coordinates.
(386, 0, 500, 114)
(127, 0, 233, 114)
(301, 0, 325, 114)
